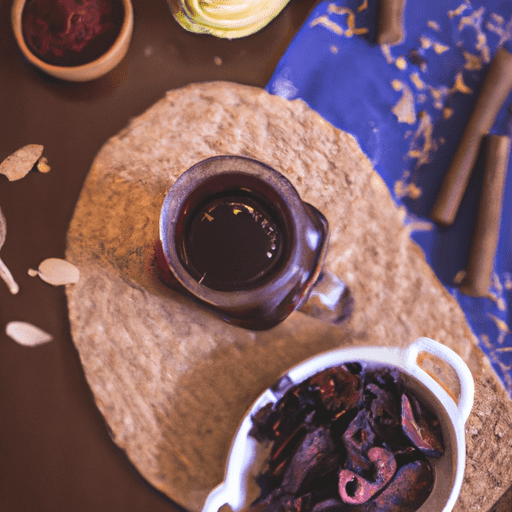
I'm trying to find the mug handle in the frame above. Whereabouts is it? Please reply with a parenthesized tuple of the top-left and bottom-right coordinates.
(404, 337, 475, 424)
(298, 270, 354, 324)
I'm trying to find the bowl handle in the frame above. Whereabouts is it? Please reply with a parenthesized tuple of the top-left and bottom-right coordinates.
(202, 483, 230, 512)
(405, 337, 475, 424)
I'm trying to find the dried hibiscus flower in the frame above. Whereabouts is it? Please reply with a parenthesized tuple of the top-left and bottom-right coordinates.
(248, 364, 444, 512)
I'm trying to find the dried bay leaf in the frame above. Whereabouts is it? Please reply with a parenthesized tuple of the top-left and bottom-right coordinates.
(6, 321, 53, 347)
(29, 257, 80, 286)
(0, 144, 44, 181)
(0, 206, 19, 294)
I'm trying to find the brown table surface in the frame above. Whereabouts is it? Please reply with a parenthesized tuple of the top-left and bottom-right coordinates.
(0, 1, 510, 511)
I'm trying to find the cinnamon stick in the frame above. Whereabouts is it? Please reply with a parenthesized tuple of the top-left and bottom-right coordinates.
(459, 135, 511, 297)
(376, 0, 406, 46)
(431, 47, 512, 226)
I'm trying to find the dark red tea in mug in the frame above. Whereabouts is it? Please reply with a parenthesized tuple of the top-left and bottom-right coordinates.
(181, 190, 285, 291)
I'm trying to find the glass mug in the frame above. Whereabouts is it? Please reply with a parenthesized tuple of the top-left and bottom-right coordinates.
(158, 155, 352, 330)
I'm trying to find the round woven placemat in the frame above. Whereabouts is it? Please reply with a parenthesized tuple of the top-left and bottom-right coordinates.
(66, 81, 512, 512)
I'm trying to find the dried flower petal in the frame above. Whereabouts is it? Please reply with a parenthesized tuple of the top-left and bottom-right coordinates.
(30, 258, 80, 286)
(401, 393, 444, 457)
(6, 321, 53, 347)
(310, 365, 361, 414)
(0, 206, 19, 294)
(281, 426, 340, 494)
(338, 448, 396, 505)
(356, 460, 433, 511)
(0, 144, 44, 181)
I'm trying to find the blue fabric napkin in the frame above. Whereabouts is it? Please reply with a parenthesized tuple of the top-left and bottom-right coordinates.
(267, 0, 512, 395)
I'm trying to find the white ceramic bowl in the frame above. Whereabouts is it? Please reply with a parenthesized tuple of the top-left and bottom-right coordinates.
(203, 337, 474, 512)
(11, 0, 134, 82)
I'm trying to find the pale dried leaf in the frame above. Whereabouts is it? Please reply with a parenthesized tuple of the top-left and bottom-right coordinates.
(0, 144, 44, 181)
(35, 258, 80, 286)
(0, 206, 6, 250)
(0, 258, 20, 294)
(0, 206, 19, 294)
(6, 321, 53, 347)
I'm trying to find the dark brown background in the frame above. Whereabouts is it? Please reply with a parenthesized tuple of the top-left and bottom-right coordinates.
(0, 0, 511, 511)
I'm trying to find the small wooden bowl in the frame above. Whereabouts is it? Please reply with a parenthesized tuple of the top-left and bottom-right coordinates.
(11, 0, 134, 82)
